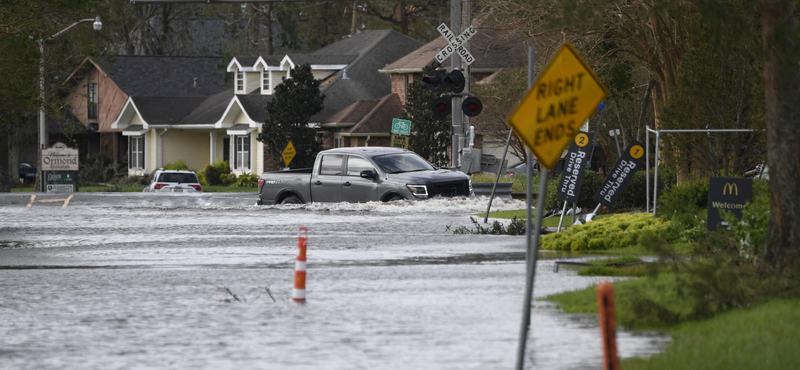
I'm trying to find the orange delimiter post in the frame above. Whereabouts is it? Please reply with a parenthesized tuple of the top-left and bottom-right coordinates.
(597, 282, 620, 370)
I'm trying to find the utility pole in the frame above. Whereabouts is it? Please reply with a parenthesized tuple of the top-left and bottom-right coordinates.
(449, 0, 462, 168)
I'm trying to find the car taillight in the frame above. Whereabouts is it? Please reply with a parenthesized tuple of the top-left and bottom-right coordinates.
(153, 183, 168, 190)
(189, 185, 202, 191)
(258, 179, 265, 188)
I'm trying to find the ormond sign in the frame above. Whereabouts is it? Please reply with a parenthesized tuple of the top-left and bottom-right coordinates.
(41, 142, 79, 171)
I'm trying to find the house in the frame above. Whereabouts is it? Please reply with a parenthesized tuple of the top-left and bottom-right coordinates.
(63, 29, 423, 177)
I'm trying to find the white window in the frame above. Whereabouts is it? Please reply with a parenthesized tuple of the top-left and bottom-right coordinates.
(129, 136, 145, 169)
(236, 70, 244, 93)
(334, 136, 342, 148)
(262, 70, 270, 93)
(236, 135, 250, 169)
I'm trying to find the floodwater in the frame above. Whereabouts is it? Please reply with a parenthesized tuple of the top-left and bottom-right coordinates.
(0, 194, 669, 369)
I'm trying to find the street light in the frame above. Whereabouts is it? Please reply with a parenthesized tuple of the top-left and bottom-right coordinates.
(36, 16, 102, 192)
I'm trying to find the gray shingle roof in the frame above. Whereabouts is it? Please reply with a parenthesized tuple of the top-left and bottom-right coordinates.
(348, 94, 403, 134)
(132, 96, 208, 125)
(310, 30, 423, 123)
(173, 88, 233, 126)
(94, 56, 229, 97)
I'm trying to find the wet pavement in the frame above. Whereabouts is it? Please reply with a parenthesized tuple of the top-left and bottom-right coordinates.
(0, 193, 669, 369)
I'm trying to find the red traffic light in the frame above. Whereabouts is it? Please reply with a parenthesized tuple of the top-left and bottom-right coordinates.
(422, 70, 445, 93)
(433, 97, 451, 118)
(444, 69, 465, 93)
(462, 97, 483, 117)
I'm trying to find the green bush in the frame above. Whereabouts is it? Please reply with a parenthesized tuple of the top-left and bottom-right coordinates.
(198, 160, 231, 186)
(231, 173, 258, 187)
(658, 178, 710, 229)
(221, 173, 237, 186)
(540, 212, 675, 251)
(543, 166, 676, 212)
(78, 154, 121, 185)
(163, 160, 191, 171)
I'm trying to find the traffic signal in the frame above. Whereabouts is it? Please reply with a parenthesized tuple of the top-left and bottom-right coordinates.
(462, 96, 483, 117)
(422, 70, 445, 93)
(432, 96, 451, 118)
(444, 69, 465, 93)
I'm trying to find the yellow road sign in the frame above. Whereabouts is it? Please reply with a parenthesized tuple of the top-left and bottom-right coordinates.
(508, 42, 609, 169)
(390, 134, 409, 149)
(282, 141, 296, 167)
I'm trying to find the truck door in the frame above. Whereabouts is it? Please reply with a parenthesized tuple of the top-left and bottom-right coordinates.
(311, 154, 343, 202)
(342, 155, 379, 202)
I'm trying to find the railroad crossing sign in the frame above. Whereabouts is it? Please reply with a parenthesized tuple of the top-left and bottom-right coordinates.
(391, 118, 411, 136)
(282, 141, 296, 167)
(434, 23, 477, 65)
(507, 42, 609, 170)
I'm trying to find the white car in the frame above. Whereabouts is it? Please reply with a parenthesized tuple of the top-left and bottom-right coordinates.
(143, 170, 203, 193)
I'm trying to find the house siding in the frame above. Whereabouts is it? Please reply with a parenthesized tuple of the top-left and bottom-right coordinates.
(245, 71, 260, 94)
(66, 67, 128, 133)
(147, 129, 157, 173)
(163, 130, 211, 171)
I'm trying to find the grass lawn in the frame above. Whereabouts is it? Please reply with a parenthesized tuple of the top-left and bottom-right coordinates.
(545, 276, 800, 370)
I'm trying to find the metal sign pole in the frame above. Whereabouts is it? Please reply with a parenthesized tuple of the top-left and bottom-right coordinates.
(572, 201, 577, 225)
(645, 125, 650, 213)
(483, 129, 514, 223)
(556, 200, 568, 232)
(653, 132, 661, 216)
(586, 103, 605, 169)
(515, 44, 537, 370)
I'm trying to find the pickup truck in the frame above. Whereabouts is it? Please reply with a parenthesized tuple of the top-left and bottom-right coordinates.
(256, 147, 473, 205)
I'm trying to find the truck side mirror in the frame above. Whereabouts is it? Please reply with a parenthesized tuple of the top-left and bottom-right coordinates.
(360, 169, 377, 180)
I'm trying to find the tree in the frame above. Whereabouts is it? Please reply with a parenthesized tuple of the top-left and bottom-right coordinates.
(256, 64, 324, 169)
(759, 0, 800, 268)
(400, 64, 450, 167)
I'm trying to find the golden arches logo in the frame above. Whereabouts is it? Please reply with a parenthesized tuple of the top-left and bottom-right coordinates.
(723, 183, 738, 196)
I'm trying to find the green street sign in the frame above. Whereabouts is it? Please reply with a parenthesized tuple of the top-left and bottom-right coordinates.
(46, 171, 76, 184)
(391, 118, 411, 136)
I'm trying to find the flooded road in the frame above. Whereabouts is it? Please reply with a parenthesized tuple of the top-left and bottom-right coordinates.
(0, 193, 668, 369)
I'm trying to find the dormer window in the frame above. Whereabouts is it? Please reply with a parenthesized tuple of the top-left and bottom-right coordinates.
(262, 70, 270, 93)
(236, 70, 244, 93)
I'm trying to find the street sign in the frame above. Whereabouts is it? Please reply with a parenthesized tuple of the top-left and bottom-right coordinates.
(46, 184, 74, 193)
(46, 171, 76, 184)
(282, 141, 296, 167)
(391, 118, 411, 136)
(592, 141, 645, 208)
(557, 132, 594, 203)
(507, 42, 609, 170)
(41, 142, 79, 171)
(390, 134, 409, 149)
(434, 23, 477, 65)
(707, 177, 753, 231)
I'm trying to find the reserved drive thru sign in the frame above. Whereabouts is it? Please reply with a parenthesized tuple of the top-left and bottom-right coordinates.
(508, 42, 609, 169)
(593, 141, 645, 208)
(557, 132, 594, 203)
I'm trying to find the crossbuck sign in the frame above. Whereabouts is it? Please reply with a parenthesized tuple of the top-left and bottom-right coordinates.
(434, 23, 477, 66)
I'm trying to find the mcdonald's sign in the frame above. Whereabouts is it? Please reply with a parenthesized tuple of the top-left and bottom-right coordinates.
(722, 182, 738, 196)
(707, 177, 753, 231)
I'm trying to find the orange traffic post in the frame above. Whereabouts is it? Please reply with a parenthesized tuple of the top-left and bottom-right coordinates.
(597, 282, 620, 370)
(292, 227, 308, 302)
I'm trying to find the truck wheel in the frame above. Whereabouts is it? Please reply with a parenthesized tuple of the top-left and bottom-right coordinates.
(281, 195, 303, 204)
(383, 194, 404, 202)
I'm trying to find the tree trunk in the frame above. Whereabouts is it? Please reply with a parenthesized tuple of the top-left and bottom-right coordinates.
(8, 125, 19, 188)
(0, 129, 9, 192)
(265, 3, 274, 55)
(760, 0, 800, 268)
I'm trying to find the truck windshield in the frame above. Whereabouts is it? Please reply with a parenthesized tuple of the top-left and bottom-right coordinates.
(372, 153, 434, 174)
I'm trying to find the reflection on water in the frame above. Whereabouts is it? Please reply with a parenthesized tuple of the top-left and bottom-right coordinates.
(0, 196, 669, 369)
